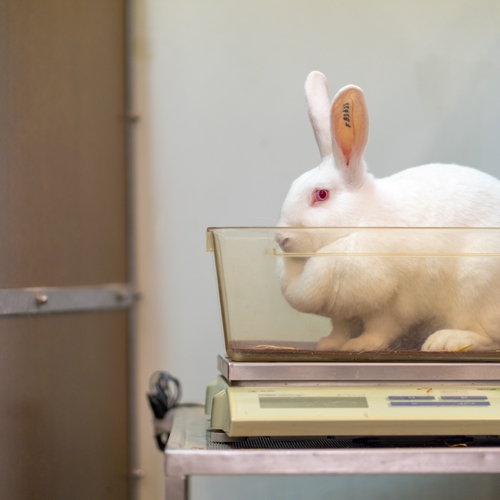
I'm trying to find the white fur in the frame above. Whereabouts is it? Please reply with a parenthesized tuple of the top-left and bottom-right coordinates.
(276, 72, 500, 352)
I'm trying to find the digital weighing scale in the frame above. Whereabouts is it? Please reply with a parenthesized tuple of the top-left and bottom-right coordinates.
(204, 227, 500, 444)
(206, 356, 500, 442)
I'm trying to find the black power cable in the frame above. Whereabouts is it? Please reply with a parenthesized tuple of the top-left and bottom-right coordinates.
(147, 371, 182, 419)
(146, 371, 202, 451)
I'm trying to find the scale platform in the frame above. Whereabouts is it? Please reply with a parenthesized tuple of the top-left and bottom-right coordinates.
(206, 356, 500, 441)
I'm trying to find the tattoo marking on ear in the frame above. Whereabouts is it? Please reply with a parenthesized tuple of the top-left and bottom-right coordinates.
(342, 102, 351, 128)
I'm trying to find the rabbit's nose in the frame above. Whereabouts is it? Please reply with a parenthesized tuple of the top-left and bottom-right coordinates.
(275, 233, 289, 251)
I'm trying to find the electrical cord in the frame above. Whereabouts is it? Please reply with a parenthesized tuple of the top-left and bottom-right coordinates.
(147, 371, 203, 451)
(147, 371, 182, 419)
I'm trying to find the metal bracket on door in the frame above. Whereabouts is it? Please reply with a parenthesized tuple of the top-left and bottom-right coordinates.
(0, 284, 136, 315)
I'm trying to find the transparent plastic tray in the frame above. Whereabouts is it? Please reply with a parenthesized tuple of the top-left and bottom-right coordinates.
(207, 227, 500, 362)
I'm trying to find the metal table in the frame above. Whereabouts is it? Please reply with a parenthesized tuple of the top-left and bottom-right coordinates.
(164, 406, 500, 500)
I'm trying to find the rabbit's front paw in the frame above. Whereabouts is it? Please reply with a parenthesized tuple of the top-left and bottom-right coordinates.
(339, 334, 390, 352)
(317, 335, 348, 351)
(421, 329, 481, 352)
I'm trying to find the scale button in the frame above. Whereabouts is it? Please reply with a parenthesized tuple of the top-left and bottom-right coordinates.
(440, 396, 488, 401)
(390, 401, 491, 407)
(388, 396, 435, 401)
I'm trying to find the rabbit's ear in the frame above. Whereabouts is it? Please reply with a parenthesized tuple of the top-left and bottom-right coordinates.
(305, 71, 332, 159)
(331, 85, 369, 186)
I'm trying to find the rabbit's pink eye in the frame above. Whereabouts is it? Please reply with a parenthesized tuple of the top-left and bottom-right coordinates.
(314, 189, 330, 203)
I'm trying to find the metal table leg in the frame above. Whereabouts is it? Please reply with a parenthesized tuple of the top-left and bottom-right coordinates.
(165, 475, 188, 500)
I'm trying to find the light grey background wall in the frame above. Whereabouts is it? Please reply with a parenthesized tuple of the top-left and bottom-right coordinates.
(132, 1, 500, 498)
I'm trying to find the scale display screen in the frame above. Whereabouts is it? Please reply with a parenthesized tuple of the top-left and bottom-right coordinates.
(259, 396, 369, 409)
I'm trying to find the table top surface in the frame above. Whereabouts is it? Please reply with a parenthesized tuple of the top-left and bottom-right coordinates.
(164, 406, 500, 477)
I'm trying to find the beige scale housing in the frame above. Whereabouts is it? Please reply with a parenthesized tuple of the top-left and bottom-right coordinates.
(206, 227, 500, 439)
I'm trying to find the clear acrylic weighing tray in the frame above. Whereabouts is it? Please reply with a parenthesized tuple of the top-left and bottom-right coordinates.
(207, 227, 500, 362)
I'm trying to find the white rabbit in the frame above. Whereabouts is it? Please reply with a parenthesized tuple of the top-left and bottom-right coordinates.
(276, 71, 500, 352)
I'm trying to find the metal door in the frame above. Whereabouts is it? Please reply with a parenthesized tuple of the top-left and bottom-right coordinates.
(0, 1, 130, 498)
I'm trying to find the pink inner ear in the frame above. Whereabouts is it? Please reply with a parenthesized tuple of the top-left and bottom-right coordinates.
(340, 133, 353, 165)
(333, 97, 355, 165)
(332, 89, 366, 167)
